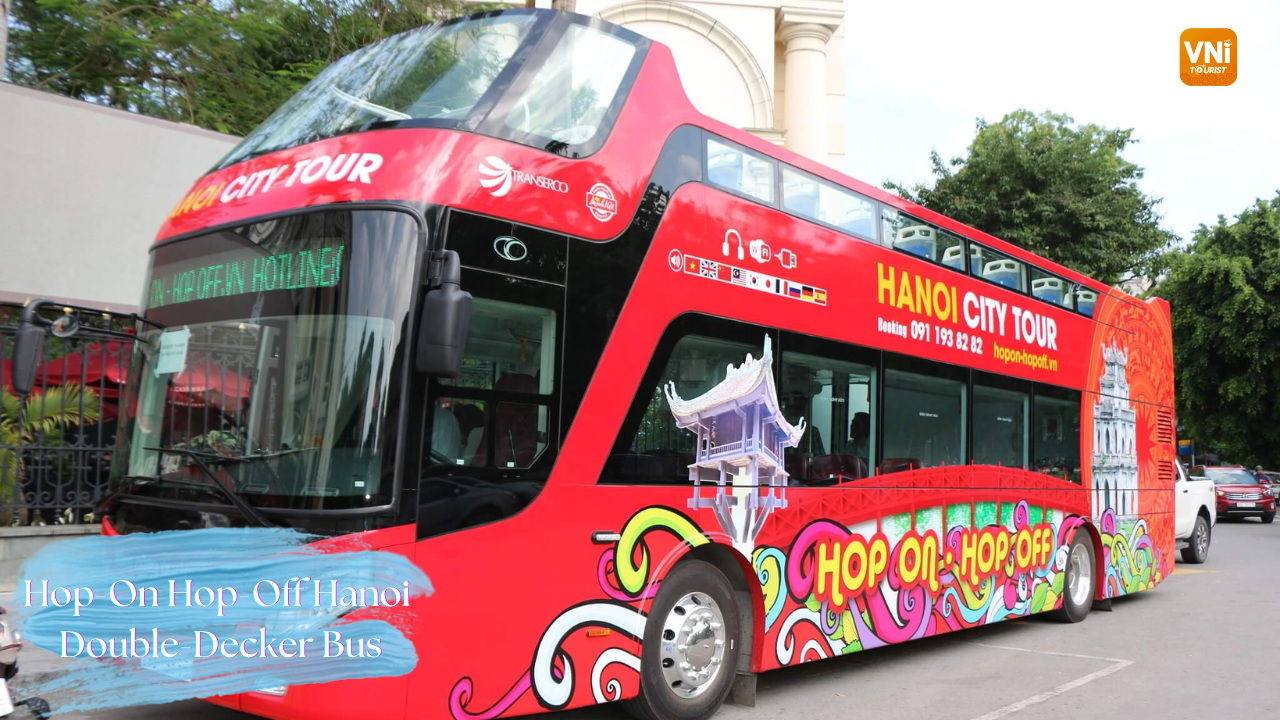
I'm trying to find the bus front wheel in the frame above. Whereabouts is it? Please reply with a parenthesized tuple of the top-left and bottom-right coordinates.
(1050, 531, 1096, 623)
(625, 560, 740, 720)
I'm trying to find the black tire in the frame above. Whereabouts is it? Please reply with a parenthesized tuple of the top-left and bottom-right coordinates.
(1180, 515, 1211, 564)
(1049, 531, 1095, 623)
(624, 560, 740, 720)
(1262, 512, 1275, 524)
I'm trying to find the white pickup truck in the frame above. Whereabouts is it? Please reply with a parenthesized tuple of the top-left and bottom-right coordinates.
(1175, 461, 1216, 563)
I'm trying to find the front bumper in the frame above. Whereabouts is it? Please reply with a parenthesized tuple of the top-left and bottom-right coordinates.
(1216, 498, 1276, 516)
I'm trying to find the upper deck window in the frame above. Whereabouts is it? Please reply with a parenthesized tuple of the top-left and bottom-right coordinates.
(707, 138, 775, 203)
(502, 23, 637, 146)
(972, 244, 1027, 292)
(1030, 267, 1074, 309)
(781, 168, 876, 241)
(219, 13, 539, 168)
(881, 208, 964, 268)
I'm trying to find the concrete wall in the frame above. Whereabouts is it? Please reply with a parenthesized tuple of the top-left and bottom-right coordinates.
(0, 83, 240, 310)
(0, 525, 100, 592)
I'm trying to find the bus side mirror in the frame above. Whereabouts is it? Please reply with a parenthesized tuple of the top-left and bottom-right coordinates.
(10, 324, 45, 397)
(9, 300, 60, 397)
(416, 251, 472, 378)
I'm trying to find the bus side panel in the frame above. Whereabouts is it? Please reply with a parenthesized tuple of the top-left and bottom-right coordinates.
(1081, 293, 1177, 600)
(746, 473, 1091, 673)
(416, 184, 1176, 717)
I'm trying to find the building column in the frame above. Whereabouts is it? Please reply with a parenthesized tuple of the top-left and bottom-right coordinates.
(777, 7, 841, 161)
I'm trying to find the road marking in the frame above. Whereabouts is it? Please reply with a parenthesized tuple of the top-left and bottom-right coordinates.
(962, 643, 1133, 720)
(1171, 568, 1218, 575)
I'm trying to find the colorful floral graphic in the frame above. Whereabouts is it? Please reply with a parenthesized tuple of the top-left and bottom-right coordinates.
(448, 497, 1164, 718)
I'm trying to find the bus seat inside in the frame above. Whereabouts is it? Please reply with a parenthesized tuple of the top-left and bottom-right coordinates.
(983, 259, 1021, 289)
(1032, 277, 1066, 305)
(1076, 290, 1098, 317)
(880, 457, 920, 474)
(808, 454, 868, 484)
(894, 226, 936, 261)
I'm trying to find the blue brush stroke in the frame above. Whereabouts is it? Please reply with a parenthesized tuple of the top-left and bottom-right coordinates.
(11, 528, 431, 713)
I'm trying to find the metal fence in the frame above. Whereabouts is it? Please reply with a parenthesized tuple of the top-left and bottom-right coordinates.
(0, 302, 135, 525)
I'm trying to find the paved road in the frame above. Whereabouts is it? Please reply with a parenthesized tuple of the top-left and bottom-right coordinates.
(23, 517, 1273, 719)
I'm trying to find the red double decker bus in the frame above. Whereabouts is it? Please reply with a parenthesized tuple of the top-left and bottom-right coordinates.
(85, 9, 1174, 720)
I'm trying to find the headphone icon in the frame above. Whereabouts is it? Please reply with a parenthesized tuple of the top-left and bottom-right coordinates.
(722, 229, 744, 260)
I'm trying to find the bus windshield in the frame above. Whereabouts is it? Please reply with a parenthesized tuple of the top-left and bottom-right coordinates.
(108, 210, 418, 519)
(219, 13, 539, 167)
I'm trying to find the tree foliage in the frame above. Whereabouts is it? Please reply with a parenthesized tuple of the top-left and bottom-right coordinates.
(887, 110, 1177, 285)
(5, 0, 467, 135)
(1, 384, 102, 497)
(1155, 193, 1280, 467)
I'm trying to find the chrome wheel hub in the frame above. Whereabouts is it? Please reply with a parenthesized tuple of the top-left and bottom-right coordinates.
(1195, 522, 1208, 556)
(659, 592, 727, 698)
(1067, 543, 1092, 607)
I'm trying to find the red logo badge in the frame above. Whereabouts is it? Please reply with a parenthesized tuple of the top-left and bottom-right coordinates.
(586, 183, 618, 222)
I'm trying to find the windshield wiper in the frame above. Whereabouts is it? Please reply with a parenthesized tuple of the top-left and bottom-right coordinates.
(144, 448, 275, 528)
(329, 87, 412, 121)
(202, 448, 310, 464)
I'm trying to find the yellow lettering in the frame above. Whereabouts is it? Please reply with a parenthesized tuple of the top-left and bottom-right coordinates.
(817, 541, 844, 608)
(934, 282, 951, 323)
(921, 533, 940, 593)
(897, 271, 916, 313)
(995, 530, 1011, 568)
(978, 531, 996, 577)
(899, 534, 922, 586)
(1015, 530, 1033, 570)
(915, 276, 933, 318)
(842, 540, 867, 595)
(961, 529, 980, 586)
(170, 189, 200, 217)
(868, 535, 889, 587)
(877, 263, 895, 306)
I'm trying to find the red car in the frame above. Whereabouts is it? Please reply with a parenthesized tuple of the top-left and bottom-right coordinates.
(1196, 466, 1277, 522)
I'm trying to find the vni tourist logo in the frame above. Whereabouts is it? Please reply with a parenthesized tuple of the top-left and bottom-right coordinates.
(477, 156, 569, 198)
(585, 183, 618, 221)
(1180, 28, 1236, 86)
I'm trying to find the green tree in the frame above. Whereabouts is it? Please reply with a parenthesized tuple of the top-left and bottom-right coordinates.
(886, 110, 1177, 285)
(5, 0, 465, 136)
(1155, 193, 1280, 467)
(1, 385, 102, 505)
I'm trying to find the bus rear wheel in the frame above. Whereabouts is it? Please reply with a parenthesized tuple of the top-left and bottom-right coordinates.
(625, 560, 740, 720)
(1050, 531, 1095, 623)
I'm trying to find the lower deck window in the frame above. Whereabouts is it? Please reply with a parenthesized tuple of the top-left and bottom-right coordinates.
(882, 368, 966, 473)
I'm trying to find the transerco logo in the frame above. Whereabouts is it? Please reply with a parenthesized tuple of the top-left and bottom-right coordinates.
(585, 183, 618, 222)
(478, 156, 568, 198)
(493, 236, 528, 262)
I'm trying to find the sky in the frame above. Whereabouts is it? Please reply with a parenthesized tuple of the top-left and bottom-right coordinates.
(840, 0, 1280, 242)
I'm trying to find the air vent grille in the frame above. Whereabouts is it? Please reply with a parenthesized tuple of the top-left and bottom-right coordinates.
(1156, 410, 1175, 444)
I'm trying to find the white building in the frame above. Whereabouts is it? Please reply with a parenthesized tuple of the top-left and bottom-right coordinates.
(569, 0, 847, 168)
(0, 83, 239, 310)
(1092, 342, 1139, 518)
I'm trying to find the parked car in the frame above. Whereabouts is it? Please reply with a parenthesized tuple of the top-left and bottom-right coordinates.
(1194, 466, 1277, 523)
(1175, 462, 1215, 563)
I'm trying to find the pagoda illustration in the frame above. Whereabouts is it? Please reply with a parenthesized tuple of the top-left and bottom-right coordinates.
(1092, 341, 1139, 517)
(664, 336, 804, 554)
